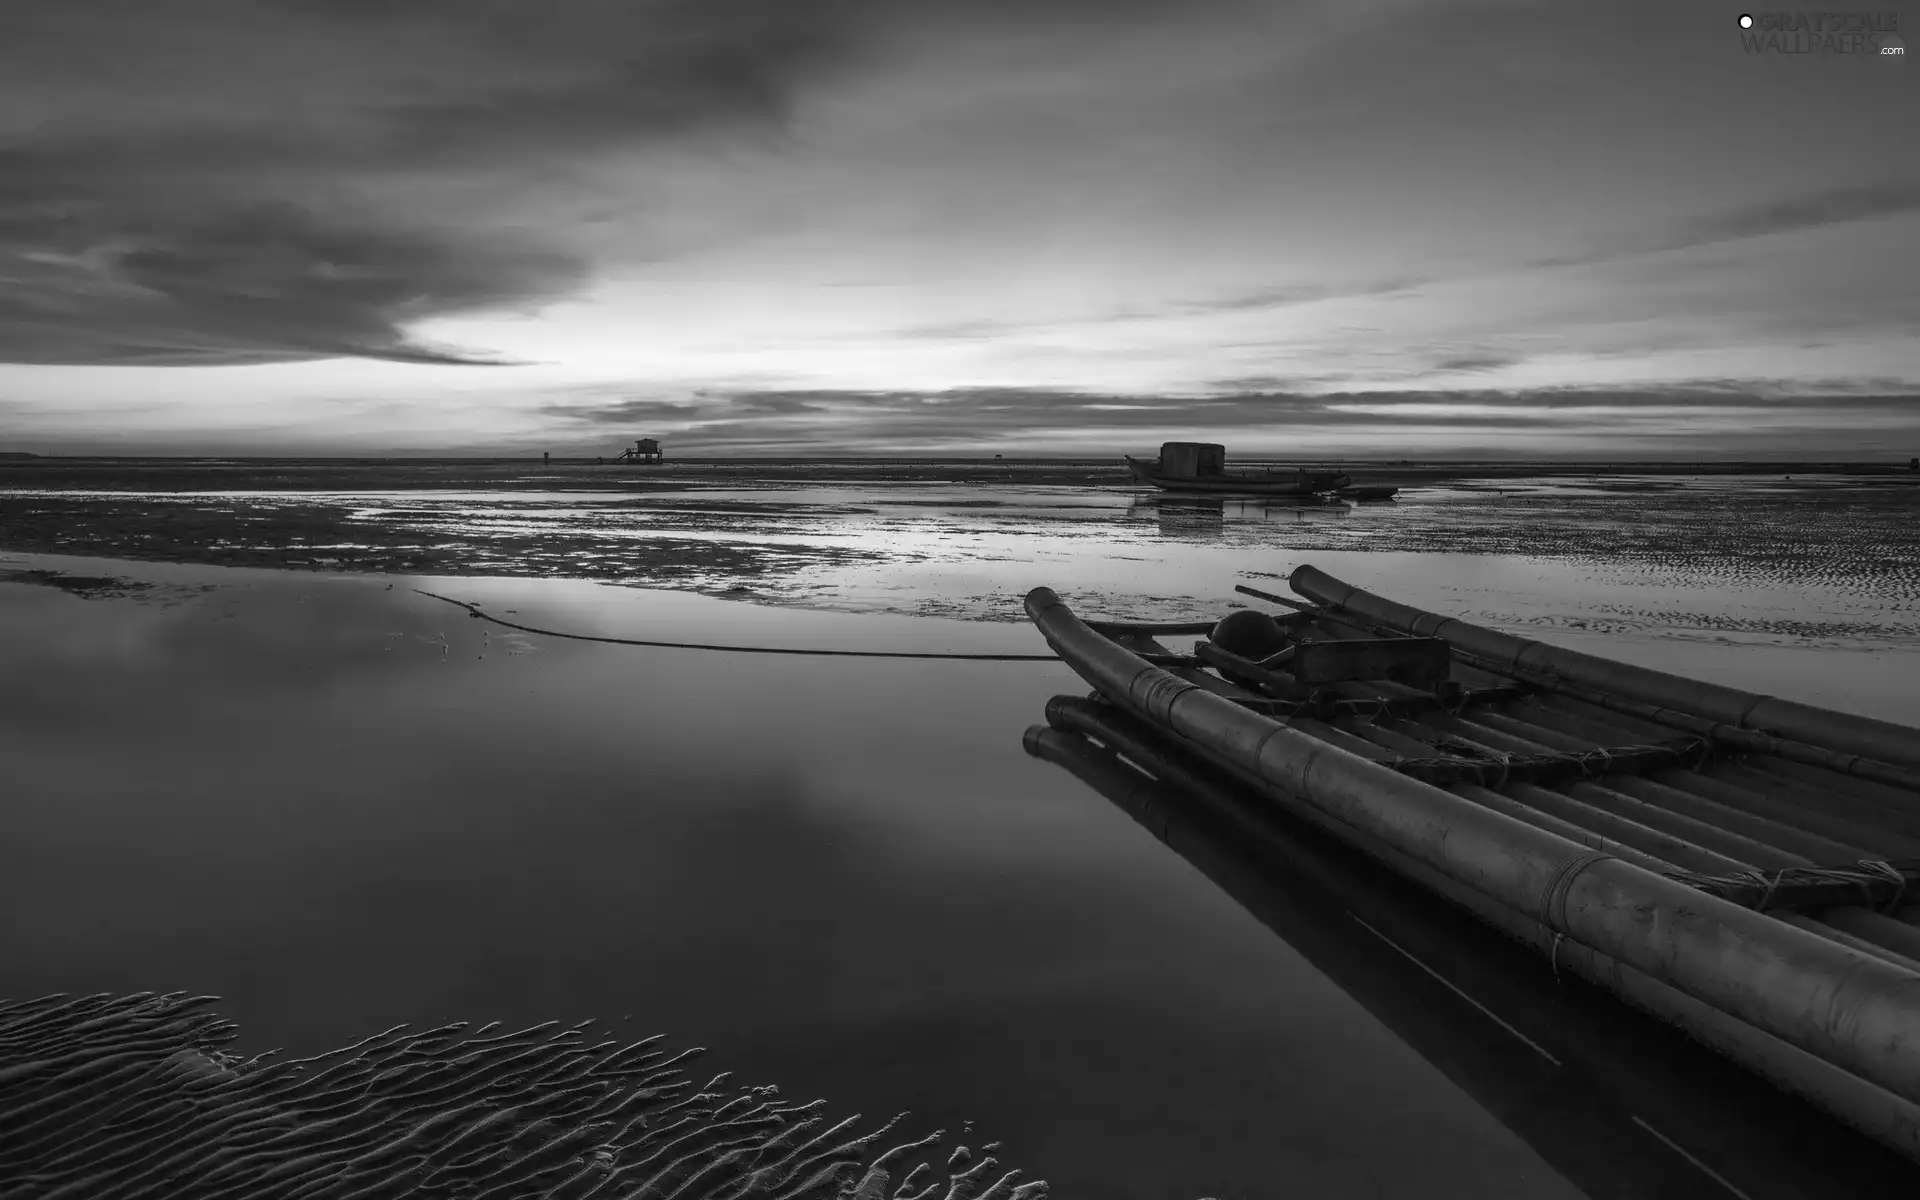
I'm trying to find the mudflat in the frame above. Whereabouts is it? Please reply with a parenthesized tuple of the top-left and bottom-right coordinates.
(6, 458, 1920, 1198)
(4, 460, 1916, 644)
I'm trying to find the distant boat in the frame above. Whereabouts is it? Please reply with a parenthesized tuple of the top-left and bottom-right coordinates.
(1335, 483, 1399, 501)
(1124, 442, 1349, 495)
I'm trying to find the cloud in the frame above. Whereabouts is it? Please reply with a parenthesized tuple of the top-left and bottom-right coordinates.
(1178, 275, 1433, 317)
(0, 0, 875, 365)
(543, 397, 733, 425)
(1430, 352, 1519, 373)
(0, 0, 1351, 368)
(1536, 177, 1920, 270)
(886, 318, 1024, 341)
(0, 200, 587, 365)
(867, 273, 1436, 347)
(1672, 179, 1920, 247)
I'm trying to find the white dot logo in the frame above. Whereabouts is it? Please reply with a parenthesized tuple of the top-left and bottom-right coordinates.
(1738, 13, 1753, 27)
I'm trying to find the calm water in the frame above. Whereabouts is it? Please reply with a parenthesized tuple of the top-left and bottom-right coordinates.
(4, 473, 1919, 1196)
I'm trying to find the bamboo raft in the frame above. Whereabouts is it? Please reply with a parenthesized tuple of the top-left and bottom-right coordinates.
(0, 993, 1042, 1199)
(1026, 706, 1920, 1192)
(1023, 564, 1920, 1165)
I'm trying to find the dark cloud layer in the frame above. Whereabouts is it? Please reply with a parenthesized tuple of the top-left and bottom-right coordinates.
(0, 0, 1237, 366)
(0, 200, 586, 365)
(1431, 353, 1519, 374)
(0, 0, 852, 364)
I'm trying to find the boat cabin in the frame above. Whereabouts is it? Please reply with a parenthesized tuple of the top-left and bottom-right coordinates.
(1157, 442, 1226, 479)
(615, 438, 663, 464)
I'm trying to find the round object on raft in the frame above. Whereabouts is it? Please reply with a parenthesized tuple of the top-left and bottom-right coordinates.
(1211, 609, 1291, 658)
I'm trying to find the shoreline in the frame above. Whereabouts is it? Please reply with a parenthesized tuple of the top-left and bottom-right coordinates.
(5, 456, 1919, 492)
(5, 469, 1918, 640)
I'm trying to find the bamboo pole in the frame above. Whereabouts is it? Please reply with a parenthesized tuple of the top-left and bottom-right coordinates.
(1024, 585, 1920, 1112)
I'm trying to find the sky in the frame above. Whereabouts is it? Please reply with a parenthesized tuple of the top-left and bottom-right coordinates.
(0, 0, 1915, 458)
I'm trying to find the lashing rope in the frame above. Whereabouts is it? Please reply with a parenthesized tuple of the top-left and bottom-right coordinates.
(1488, 749, 1514, 790)
(1666, 861, 1919, 912)
(1396, 736, 1704, 788)
(1859, 859, 1911, 913)
(1577, 747, 1615, 778)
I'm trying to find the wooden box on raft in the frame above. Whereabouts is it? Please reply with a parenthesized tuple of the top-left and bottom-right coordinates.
(1024, 563, 1920, 1166)
(1289, 635, 1452, 689)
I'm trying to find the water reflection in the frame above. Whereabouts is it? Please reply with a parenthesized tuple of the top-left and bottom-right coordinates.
(1, 557, 1586, 1200)
(1129, 494, 1352, 536)
(1027, 713, 1920, 1199)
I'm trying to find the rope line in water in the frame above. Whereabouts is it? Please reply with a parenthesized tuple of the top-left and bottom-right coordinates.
(412, 589, 1068, 661)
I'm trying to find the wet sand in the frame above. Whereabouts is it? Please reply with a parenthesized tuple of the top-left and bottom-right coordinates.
(6, 466, 1916, 646)
(6, 462, 1917, 728)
